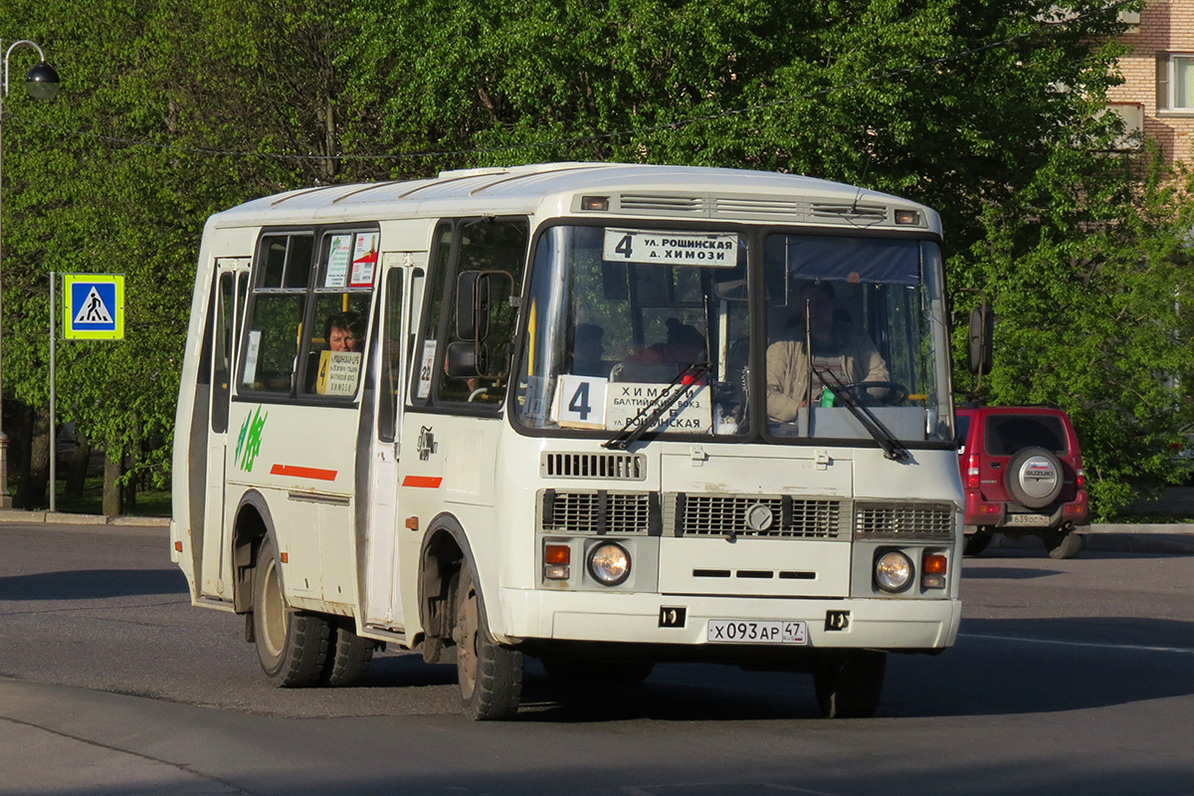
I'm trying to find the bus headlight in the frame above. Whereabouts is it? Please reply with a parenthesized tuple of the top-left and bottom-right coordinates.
(875, 551, 913, 593)
(588, 543, 631, 586)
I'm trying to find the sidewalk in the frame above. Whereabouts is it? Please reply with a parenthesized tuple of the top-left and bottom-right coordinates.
(1, 509, 1191, 553)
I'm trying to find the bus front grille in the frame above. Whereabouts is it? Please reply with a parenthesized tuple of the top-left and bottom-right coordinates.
(667, 494, 845, 539)
(853, 502, 955, 540)
(539, 490, 655, 535)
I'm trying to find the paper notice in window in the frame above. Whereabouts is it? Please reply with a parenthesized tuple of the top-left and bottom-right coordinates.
(351, 232, 379, 287)
(326, 234, 352, 288)
(316, 350, 362, 396)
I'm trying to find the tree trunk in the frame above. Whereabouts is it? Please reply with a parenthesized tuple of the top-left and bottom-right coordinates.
(6, 400, 32, 508)
(20, 410, 51, 510)
(123, 449, 137, 511)
(103, 446, 124, 517)
(66, 432, 92, 497)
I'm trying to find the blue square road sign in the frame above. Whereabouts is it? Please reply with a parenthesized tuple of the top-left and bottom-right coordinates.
(63, 274, 125, 340)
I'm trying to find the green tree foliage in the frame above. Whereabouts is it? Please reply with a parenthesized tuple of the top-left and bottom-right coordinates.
(0, 0, 1187, 516)
(955, 147, 1194, 515)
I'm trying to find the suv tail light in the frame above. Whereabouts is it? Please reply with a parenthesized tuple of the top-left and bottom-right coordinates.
(1076, 467, 1085, 489)
(965, 454, 981, 489)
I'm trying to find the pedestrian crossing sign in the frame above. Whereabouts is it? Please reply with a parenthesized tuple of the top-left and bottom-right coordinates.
(63, 274, 125, 340)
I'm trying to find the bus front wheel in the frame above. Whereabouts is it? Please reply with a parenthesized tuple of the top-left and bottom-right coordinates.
(452, 566, 523, 720)
(813, 650, 886, 719)
(252, 536, 330, 688)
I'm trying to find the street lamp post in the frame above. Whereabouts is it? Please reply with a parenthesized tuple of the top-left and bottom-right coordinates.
(0, 41, 60, 508)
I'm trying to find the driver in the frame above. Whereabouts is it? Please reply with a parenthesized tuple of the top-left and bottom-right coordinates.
(766, 281, 889, 422)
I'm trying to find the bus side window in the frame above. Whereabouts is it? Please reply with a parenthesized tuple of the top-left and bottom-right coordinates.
(432, 218, 528, 405)
(299, 230, 377, 397)
(378, 270, 403, 442)
(240, 234, 313, 394)
(212, 272, 235, 433)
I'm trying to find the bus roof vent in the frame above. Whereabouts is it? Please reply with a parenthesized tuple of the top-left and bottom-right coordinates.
(809, 202, 888, 224)
(541, 452, 647, 481)
(715, 196, 807, 220)
(618, 194, 707, 215)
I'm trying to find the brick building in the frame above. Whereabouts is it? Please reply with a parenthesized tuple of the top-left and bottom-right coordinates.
(1108, 1, 1194, 167)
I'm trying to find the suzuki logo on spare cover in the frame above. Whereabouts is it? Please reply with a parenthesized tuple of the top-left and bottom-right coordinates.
(1020, 456, 1059, 498)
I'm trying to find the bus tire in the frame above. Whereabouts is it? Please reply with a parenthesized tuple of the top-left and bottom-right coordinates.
(452, 566, 522, 721)
(322, 621, 374, 687)
(252, 536, 330, 688)
(813, 650, 886, 719)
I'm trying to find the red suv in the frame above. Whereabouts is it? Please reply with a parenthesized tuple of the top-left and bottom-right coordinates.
(956, 406, 1089, 559)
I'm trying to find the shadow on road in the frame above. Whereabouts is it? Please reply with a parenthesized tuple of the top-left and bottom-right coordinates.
(0, 568, 188, 601)
(885, 615, 1194, 718)
(963, 566, 1061, 580)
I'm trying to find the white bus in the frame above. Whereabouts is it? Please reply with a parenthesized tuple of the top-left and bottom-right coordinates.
(172, 162, 962, 720)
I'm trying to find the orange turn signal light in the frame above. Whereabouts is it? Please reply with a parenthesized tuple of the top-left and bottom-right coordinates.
(923, 554, 947, 574)
(544, 544, 571, 566)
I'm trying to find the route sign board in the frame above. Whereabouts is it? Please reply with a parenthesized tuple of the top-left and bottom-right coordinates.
(63, 274, 125, 340)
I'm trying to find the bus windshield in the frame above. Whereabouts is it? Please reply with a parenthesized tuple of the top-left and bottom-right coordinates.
(513, 224, 952, 445)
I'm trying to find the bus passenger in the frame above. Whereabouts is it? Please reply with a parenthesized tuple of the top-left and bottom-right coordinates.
(766, 282, 887, 422)
(326, 311, 363, 352)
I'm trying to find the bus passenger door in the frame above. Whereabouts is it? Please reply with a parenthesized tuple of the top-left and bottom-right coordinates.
(200, 258, 250, 600)
(362, 253, 425, 631)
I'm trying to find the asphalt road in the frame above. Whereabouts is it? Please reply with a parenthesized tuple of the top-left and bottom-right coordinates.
(1, 522, 1192, 796)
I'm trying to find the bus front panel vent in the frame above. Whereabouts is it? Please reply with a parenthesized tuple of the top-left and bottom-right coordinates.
(541, 452, 647, 481)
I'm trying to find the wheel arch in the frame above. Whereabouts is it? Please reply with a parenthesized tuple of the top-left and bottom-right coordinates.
(417, 512, 482, 663)
(231, 489, 275, 613)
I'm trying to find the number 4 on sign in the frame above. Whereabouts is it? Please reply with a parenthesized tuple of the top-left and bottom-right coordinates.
(554, 375, 607, 429)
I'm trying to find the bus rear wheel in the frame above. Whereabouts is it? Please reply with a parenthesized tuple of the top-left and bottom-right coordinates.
(452, 566, 523, 720)
(252, 537, 330, 688)
(322, 621, 375, 687)
(813, 650, 886, 719)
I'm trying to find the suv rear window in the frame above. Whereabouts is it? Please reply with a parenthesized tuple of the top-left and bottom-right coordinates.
(984, 415, 1067, 456)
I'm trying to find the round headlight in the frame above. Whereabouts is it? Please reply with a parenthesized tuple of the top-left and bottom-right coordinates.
(588, 543, 631, 586)
(875, 551, 913, 593)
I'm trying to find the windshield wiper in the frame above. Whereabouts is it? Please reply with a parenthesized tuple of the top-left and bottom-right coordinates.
(603, 362, 710, 451)
(814, 369, 910, 461)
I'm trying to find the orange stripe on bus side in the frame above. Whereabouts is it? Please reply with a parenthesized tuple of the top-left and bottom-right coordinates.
(270, 464, 338, 481)
(402, 475, 443, 488)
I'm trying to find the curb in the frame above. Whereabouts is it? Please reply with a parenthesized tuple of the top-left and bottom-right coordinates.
(986, 523, 1194, 555)
(0, 509, 169, 528)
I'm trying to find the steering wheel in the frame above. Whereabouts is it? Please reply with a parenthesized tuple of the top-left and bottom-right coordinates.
(837, 380, 909, 406)
(467, 387, 488, 403)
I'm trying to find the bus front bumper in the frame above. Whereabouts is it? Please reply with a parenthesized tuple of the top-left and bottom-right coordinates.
(495, 589, 961, 652)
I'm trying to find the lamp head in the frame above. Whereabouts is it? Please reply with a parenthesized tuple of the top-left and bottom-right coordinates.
(24, 61, 59, 100)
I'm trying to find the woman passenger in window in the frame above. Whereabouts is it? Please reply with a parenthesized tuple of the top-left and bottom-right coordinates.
(326, 311, 363, 352)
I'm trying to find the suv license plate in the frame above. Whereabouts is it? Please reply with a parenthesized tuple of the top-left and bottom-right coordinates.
(707, 619, 808, 645)
(1005, 513, 1051, 527)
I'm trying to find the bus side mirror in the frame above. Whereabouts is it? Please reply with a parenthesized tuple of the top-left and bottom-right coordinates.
(456, 271, 490, 340)
(968, 304, 994, 375)
(445, 340, 481, 377)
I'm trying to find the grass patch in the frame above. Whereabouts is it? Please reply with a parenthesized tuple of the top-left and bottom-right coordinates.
(45, 474, 170, 517)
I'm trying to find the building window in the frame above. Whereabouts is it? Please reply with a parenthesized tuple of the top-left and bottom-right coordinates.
(1157, 54, 1194, 112)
